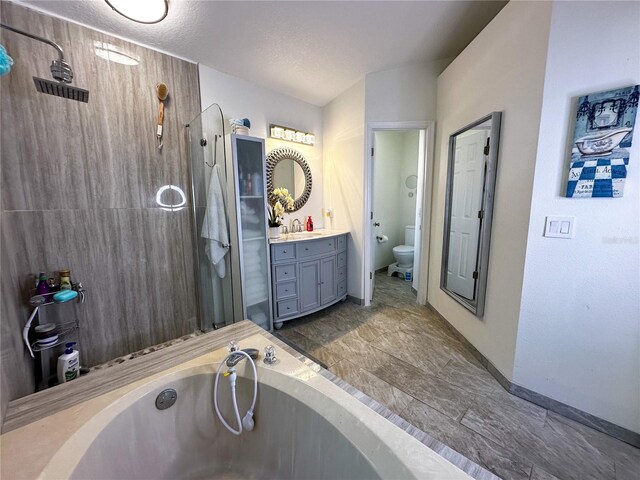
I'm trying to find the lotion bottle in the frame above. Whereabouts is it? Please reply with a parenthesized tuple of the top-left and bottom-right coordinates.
(57, 342, 80, 384)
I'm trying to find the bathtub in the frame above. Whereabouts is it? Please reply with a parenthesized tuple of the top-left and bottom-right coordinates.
(32, 337, 470, 479)
(574, 127, 632, 156)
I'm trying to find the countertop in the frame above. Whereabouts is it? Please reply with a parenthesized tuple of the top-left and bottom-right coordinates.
(268, 229, 350, 244)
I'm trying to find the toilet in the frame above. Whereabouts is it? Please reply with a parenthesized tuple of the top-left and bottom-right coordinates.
(388, 225, 415, 279)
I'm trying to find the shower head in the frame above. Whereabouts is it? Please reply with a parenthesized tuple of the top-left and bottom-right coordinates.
(33, 76, 89, 102)
(0, 22, 89, 103)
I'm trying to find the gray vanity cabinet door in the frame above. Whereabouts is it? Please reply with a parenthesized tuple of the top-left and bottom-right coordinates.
(320, 256, 337, 305)
(299, 260, 321, 312)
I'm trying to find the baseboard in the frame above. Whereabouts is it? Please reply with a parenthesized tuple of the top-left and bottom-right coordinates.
(375, 267, 388, 274)
(425, 303, 640, 448)
(347, 295, 365, 306)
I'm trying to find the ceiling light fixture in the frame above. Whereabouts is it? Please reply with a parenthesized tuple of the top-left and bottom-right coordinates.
(270, 124, 315, 146)
(104, 0, 169, 24)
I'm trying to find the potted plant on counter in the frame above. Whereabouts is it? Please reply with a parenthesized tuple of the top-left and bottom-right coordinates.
(268, 187, 294, 239)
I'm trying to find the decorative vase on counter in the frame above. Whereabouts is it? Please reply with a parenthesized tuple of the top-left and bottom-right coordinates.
(269, 226, 281, 240)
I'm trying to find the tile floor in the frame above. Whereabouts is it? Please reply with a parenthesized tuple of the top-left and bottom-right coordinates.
(276, 272, 640, 480)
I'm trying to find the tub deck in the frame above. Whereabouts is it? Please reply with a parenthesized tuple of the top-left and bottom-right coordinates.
(1, 320, 498, 480)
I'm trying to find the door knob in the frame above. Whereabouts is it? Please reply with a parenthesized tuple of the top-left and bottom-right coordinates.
(374, 222, 380, 227)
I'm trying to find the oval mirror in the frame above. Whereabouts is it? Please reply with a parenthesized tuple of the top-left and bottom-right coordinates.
(266, 147, 312, 212)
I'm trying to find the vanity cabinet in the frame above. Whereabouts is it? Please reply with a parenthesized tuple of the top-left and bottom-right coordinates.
(270, 234, 348, 327)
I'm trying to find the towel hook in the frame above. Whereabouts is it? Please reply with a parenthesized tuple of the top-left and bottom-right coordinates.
(204, 134, 220, 168)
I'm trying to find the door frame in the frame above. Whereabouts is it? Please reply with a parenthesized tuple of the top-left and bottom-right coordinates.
(363, 121, 435, 306)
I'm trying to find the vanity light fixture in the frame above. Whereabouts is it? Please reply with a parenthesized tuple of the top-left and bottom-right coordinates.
(94, 41, 139, 66)
(104, 0, 169, 24)
(270, 124, 315, 146)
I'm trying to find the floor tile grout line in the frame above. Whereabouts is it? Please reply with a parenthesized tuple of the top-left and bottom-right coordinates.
(527, 463, 534, 480)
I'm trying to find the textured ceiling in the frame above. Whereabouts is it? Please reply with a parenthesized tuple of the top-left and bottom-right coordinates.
(14, 0, 506, 106)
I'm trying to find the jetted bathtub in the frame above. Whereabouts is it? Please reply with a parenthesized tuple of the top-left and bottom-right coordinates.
(34, 339, 470, 479)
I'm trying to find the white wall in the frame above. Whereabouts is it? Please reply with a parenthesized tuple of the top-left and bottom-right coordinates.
(428, 1, 553, 379)
(325, 62, 441, 300)
(365, 61, 447, 123)
(514, 1, 640, 433)
(323, 80, 366, 298)
(199, 65, 324, 227)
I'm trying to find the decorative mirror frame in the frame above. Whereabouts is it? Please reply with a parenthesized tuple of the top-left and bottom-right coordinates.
(440, 112, 502, 317)
(266, 147, 312, 212)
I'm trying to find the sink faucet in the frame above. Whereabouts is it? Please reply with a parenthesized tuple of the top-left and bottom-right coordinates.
(292, 218, 303, 232)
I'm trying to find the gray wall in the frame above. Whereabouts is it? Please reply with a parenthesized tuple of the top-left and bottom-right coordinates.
(0, 2, 200, 424)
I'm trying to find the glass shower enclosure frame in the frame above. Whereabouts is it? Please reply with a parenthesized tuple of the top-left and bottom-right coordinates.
(187, 103, 273, 332)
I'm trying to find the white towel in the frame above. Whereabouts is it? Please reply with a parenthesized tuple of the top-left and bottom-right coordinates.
(201, 164, 229, 278)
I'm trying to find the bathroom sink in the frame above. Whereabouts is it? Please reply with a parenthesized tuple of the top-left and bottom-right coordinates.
(288, 231, 325, 239)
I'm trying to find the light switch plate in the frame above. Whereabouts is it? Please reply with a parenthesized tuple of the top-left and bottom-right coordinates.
(544, 216, 575, 239)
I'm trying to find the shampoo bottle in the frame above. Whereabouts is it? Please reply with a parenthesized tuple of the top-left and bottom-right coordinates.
(57, 342, 80, 383)
(36, 273, 50, 295)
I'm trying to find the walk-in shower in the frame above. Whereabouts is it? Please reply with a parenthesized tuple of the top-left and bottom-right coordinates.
(0, 23, 89, 102)
(188, 103, 236, 331)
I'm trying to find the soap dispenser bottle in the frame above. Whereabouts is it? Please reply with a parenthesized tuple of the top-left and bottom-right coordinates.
(306, 216, 314, 232)
(57, 342, 80, 383)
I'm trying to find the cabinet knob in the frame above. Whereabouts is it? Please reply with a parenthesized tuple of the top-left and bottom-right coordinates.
(329, 243, 332, 246)
(305, 247, 309, 251)
(283, 250, 287, 253)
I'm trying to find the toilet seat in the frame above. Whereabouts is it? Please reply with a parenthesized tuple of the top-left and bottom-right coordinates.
(393, 245, 414, 254)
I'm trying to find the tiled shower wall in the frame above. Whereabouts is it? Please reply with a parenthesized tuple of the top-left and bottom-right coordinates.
(0, 2, 200, 423)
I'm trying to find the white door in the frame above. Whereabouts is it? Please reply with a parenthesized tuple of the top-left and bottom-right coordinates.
(446, 129, 487, 300)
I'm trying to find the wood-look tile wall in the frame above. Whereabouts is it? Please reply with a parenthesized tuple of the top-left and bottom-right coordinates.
(0, 2, 201, 423)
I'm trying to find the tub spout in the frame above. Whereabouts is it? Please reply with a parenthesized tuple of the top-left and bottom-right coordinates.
(226, 348, 259, 367)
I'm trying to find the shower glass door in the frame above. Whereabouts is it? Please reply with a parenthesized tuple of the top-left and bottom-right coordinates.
(188, 104, 235, 331)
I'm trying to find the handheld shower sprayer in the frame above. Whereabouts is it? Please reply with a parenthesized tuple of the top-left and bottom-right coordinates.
(0, 22, 89, 102)
(213, 343, 259, 436)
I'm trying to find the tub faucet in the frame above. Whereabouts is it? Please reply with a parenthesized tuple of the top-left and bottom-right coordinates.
(226, 348, 259, 367)
(292, 218, 303, 232)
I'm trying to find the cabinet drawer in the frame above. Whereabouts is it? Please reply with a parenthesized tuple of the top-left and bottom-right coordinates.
(272, 244, 295, 262)
(276, 281, 297, 300)
(277, 298, 299, 318)
(337, 251, 347, 268)
(297, 238, 336, 258)
(337, 279, 347, 297)
(274, 263, 296, 282)
(337, 266, 347, 283)
(337, 235, 347, 251)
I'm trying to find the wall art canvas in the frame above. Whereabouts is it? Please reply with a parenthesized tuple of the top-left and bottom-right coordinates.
(566, 84, 639, 198)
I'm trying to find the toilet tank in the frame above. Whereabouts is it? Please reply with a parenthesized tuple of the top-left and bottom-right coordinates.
(405, 226, 415, 246)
